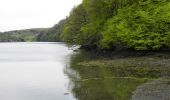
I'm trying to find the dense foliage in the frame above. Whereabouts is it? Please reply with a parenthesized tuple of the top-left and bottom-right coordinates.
(61, 0, 170, 51)
(61, 0, 137, 49)
(37, 19, 66, 42)
(61, 4, 89, 46)
(2, 0, 169, 51)
(102, 0, 170, 50)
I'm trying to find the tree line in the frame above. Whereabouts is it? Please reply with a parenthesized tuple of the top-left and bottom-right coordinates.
(1, 0, 169, 51)
(0, 29, 48, 42)
(60, 0, 170, 51)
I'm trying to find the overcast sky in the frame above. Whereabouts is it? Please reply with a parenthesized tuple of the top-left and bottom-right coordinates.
(0, 0, 82, 32)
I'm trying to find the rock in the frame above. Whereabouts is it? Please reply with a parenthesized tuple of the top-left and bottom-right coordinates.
(132, 78, 170, 100)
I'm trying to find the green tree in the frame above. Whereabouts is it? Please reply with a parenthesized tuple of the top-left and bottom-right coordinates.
(61, 4, 90, 47)
(102, 0, 170, 50)
(37, 19, 66, 42)
(61, 0, 137, 49)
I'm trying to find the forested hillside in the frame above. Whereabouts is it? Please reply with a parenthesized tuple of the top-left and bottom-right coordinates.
(36, 19, 66, 42)
(1, 0, 169, 51)
(61, 0, 170, 51)
(0, 18, 66, 42)
(0, 28, 48, 42)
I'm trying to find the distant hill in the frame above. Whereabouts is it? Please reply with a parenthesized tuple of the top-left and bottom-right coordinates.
(36, 19, 67, 42)
(0, 28, 49, 42)
(0, 19, 66, 42)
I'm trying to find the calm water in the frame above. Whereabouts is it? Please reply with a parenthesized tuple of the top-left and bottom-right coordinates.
(65, 51, 170, 100)
(0, 42, 75, 100)
(0, 42, 169, 100)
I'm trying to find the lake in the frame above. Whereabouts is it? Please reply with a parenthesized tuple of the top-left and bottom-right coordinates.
(0, 42, 169, 100)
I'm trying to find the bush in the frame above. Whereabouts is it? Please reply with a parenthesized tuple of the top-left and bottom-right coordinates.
(102, 0, 170, 50)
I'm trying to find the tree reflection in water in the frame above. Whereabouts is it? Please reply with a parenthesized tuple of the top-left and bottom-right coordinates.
(64, 51, 150, 100)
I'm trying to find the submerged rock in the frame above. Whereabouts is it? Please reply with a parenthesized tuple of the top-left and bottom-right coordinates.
(132, 78, 170, 100)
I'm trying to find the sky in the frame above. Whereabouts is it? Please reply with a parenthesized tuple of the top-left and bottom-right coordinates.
(0, 0, 82, 32)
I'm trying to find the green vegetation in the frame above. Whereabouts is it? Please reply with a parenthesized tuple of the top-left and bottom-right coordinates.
(0, 18, 66, 42)
(62, 1, 170, 98)
(1, 0, 169, 51)
(0, 19, 67, 42)
(0, 0, 169, 99)
(61, 4, 88, 45)
(0, 28, 48, 42)
(37, 19, 67, 42)
(61, 0, 170, 51)
(102, 0, 170, 50)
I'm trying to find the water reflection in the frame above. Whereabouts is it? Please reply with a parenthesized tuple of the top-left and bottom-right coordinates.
(1, 42, 169, 100)
(65, 51, 151, 100)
